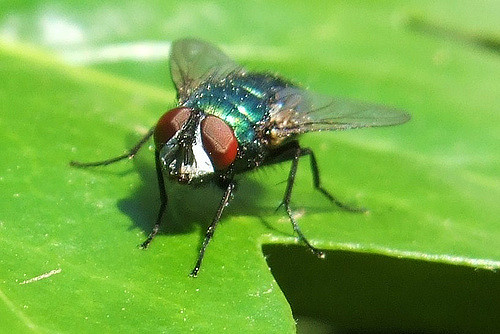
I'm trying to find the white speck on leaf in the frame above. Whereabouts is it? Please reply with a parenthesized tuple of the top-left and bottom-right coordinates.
(19, 268, 62, 285)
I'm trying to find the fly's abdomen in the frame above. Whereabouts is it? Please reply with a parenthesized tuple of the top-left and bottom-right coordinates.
(184, 73, 289, 145)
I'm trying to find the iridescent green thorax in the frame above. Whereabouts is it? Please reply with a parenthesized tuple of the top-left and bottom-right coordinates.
(183, 73, 289, 145)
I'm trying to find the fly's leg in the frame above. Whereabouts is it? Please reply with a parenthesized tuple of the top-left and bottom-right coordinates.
(301, 147, 367, 213)
(70, 127, 155, 167)
(140, 150, 168, 249)
(277, 146, 325, 258)
(190, 180, 235, 277)
(69, 127, 166, 248)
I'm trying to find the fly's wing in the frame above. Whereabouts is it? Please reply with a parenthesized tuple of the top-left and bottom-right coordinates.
(269, 87, 410, 138)
(170, 39, 244, 102)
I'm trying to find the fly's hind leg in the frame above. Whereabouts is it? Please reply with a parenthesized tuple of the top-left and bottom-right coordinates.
(276, 142, 367, 257)
(277, 144, 325, 258)
(70, 127, 155, 167)
(301, 147, 367, 213)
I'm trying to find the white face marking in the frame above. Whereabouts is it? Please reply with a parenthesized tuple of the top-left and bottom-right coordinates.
(159, 120, 214, 183)
(179, 122, 214, 178)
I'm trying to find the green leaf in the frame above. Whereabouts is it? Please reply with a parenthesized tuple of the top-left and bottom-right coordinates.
(1, 1, 499, 332)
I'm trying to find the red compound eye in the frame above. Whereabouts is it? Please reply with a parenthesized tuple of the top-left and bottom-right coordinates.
(201, 115, 238, 170)
(154, 107, 192, 150)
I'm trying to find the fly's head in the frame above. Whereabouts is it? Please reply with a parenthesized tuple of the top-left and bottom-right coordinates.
(154, 107, 239, 184)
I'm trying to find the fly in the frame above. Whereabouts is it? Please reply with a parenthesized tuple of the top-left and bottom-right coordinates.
(71, 39, 410, 277)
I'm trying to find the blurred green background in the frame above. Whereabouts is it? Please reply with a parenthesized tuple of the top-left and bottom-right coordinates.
(0, 1, 499, 333)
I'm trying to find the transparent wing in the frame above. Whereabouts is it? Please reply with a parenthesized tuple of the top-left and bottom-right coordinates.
(269, 87, 410, 137)
(170, 39, 244, 102)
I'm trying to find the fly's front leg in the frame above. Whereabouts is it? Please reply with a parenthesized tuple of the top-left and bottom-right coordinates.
(70, 127, 155, 167)
(190, 180, 235, 277)
(140, 150, 168, 249)
(279, 145, 325, 258)
(71, 127, 166, 248)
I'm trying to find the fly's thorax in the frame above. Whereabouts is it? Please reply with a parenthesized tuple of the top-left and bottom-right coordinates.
(183, 73, 290, 146)
(154, 107, 239, 184)
(177, 73, 293, 173)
